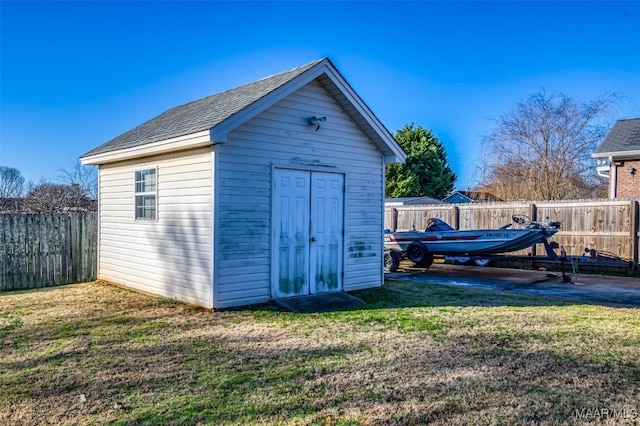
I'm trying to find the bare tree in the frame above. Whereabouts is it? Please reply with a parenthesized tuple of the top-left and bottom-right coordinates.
(0, 166, 26, 211)
(58, 160, 98, 200)
(477, 90, 619, 200)
(25, 181, 93, 213)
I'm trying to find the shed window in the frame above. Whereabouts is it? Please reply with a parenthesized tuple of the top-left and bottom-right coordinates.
(134, 168, 157, 220)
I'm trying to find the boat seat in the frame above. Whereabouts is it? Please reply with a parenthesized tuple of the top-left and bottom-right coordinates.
(425, 218, 455, 232)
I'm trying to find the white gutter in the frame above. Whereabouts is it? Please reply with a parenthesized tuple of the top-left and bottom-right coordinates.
(592, 149, 640, 159)
(596, 166, 610, 178)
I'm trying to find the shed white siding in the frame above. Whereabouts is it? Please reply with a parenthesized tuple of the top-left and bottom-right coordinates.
(214, 80, 384, 308)
(98, 147, 214, 307)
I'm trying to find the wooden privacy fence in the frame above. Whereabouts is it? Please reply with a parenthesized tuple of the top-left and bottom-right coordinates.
(385, 199, 640, 265)
(0, 213, 98, 291)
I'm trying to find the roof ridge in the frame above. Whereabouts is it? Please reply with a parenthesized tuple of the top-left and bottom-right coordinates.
(250, 57, 325, 85)
(163, 58, 327, 114)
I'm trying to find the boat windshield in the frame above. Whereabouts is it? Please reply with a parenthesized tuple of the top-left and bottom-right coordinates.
(425, 218, 455, 232)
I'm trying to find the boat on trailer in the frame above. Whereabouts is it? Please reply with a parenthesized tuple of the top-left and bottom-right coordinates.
(384, 215, 561, 272)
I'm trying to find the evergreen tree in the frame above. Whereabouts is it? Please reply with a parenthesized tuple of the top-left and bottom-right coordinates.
(386, 124, 456, 198)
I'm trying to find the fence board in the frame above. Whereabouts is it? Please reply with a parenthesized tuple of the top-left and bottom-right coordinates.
(385, 199, 639, 263)
(536, 200, 637, 260)
(395, 206, 458, 232)
(0, 213, 98, 291)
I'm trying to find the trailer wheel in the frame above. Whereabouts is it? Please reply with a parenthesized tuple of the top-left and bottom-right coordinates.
(407, 241, 434, 267)
(450, 256, 470, 265)
(384, 250, 400, 272)
(474, 258, 492, 267)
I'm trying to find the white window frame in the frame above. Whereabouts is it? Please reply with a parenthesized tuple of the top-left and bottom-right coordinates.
(134, 168, 157, 220)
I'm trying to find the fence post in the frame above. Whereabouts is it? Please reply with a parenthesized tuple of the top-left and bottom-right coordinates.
(392, 208, 398, 232)
(527, 203, 536, 256)
(632, 200, 639, 269)
(25, 214, 34, 288)
(453, 205, 460, 230)
(0, 215, 5, 290)
(16, 215, 27, 289)
(530, 203, 538, 222)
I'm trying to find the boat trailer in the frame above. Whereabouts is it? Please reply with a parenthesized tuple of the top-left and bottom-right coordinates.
(385, 241, 636, 278)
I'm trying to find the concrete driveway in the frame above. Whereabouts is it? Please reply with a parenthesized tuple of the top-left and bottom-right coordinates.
(385, 263, 640, 307)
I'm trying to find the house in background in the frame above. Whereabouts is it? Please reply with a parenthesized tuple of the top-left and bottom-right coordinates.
(385, 196, 445, 206)
(384, 191, 501, 208)
(442, 190, 502, 204)
(592, 118, 640, 198)
(81, 58, 406, 309)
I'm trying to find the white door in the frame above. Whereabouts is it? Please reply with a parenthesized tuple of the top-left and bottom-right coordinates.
(309, 172, 344, 294)
(273, 169, 344, 298)
(273, 169, 310, 298)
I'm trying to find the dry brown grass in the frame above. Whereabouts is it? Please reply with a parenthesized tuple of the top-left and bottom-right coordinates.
(1, 281, 639, 425)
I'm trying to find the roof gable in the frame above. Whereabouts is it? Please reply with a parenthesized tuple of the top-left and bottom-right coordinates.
(593, 118, 640, 158)
(81, 58, 405, 164)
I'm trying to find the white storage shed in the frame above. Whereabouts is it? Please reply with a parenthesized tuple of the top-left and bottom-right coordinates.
(81, 58, 406, 309)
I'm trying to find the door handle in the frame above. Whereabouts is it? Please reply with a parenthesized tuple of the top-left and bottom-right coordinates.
(311, 237, 316, 242)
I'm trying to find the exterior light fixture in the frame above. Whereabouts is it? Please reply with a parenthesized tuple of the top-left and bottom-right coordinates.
(307, 116, 326, 131)
(628, 166, 637, 175)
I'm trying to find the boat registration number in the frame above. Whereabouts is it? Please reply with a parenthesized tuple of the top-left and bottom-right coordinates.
(485, 232, 511, 238)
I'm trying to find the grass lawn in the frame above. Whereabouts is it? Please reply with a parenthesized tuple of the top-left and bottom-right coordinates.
(1, 281, 639, 425)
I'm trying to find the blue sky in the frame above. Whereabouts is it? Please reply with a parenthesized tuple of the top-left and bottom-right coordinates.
(1, 1, 639, 190)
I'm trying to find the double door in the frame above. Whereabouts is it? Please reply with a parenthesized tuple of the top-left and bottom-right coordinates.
(273, 169, 344, 298)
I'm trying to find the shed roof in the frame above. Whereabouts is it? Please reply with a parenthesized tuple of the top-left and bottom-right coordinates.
(81, 58, 405, 164)
(593, 118, 640, 158)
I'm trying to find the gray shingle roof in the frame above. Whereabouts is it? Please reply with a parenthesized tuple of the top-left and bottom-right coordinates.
(594, 118, 640, 155)
(82, 58, 325, 158)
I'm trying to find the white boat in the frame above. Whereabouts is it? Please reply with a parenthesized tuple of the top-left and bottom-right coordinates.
(384, 215, 561, 271)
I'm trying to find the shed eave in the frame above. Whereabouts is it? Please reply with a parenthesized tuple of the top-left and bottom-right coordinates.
(383, 154, 404, 164)
(81, 130, 212, 165)
(319, 63, 406, 162)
